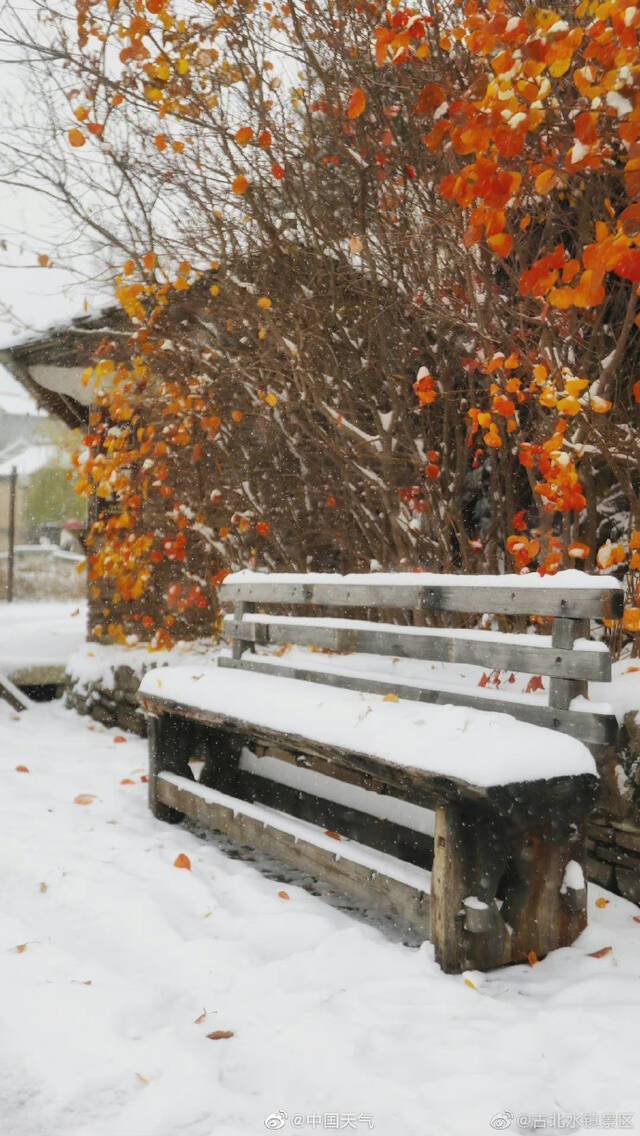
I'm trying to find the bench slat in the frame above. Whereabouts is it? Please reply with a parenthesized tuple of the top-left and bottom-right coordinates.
(157, 772, 432, 940)
(221, 576, 623, 620)
(218, 656, 618, 746)
(224, 615, 611, 682)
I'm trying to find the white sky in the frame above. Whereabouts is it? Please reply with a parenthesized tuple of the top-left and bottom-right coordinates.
(0, 0, 112, 411)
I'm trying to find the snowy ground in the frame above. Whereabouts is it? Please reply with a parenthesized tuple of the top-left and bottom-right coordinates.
(2, 697, 640, 1136)
(0, 601, 86, 679)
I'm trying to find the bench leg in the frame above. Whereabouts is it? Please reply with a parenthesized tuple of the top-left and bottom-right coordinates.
(501, 815, 588, 963)
(431, 803, 512, 973)
(198, 727, 244, 796)
(147, 712, 195, 823)
(431, 803, 588, 973)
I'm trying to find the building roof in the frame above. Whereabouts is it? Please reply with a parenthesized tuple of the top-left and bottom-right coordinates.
(0, 304, 125, 429)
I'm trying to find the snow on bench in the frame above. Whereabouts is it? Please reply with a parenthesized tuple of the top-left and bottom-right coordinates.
(140, 665, 596, 788)
(140, 570, 618, 974)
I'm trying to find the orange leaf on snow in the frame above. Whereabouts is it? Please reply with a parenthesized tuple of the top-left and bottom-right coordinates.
(595, 897, 609, 909)
(277, 890, 290, 900)
(325, 830, 342, 841)
(527, 950, 538, 966)
(15, 765, 29, 773)
(113, 735, 127, 744)
(174, 853, 192, 870)
(207, 1030, 234, 1040)
(74, 793, 96, 806)
(13, 943, 28, 954)
(383, 692, 399, 702)
(120, 778, 135, 786)
(588, 946, 613, 958)
(346, 87, 367, 119)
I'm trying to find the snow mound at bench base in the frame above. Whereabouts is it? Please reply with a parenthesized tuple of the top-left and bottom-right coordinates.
(140, 666, 596, 788)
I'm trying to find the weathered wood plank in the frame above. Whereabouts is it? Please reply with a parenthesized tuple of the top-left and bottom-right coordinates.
(218, 656, 617, 746)
(140, 691, 597, 821)
(156, 773, 432, 940)
(221, 577, 623, 620)
(232, 767, 435, 869)
(549, 617, 588, 711)
(224, 615, 611, 681)
(0, 673, 30, 713)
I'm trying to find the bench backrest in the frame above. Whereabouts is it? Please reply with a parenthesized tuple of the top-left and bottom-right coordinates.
(219, 571, 623, 748)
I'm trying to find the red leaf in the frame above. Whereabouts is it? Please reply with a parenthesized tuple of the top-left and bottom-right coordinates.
(15, 765, 29, 773)
(113, 736, 127, 744)
(525, 675, 544, 694)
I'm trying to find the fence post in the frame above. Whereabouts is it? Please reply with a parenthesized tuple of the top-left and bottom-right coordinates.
(7, 465, 16, 603)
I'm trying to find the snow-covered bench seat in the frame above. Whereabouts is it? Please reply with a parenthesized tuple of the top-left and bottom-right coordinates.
(139, 570, 623, 973)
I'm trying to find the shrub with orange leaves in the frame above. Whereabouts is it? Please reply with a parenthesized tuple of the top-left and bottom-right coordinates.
(13, 0, 640, 652)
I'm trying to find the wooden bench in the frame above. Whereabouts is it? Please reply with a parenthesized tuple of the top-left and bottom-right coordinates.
(139, 570, 623, 973)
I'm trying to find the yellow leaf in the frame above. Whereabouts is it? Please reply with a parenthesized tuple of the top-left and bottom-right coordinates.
(266, 392, 278, 407)
(591, 395, 612, 414)
(463, 977, 476, 990)
(257, 296, 272, 309)
(383, 692, 399, 702)
(595, 896, 609, 909)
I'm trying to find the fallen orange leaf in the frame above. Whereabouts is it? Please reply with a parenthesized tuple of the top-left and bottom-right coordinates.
(174, 853, 192, 870)
(120, 778, 135, 785)
(74, 793, 96, 806)
(207, 1030, 234, 1040)
(15, 765, 29, 773)
(588, 946, 613, 958)
(325, 831, 342, 841)
(527, 950, 538, 966)
(595, 897, 609, 909)
(277, 890, 290, 900)
(113, 736, 127, 744)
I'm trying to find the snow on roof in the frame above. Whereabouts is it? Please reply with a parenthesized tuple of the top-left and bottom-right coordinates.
(0, 302, 116, 354)
(0, 439, 64, 479)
